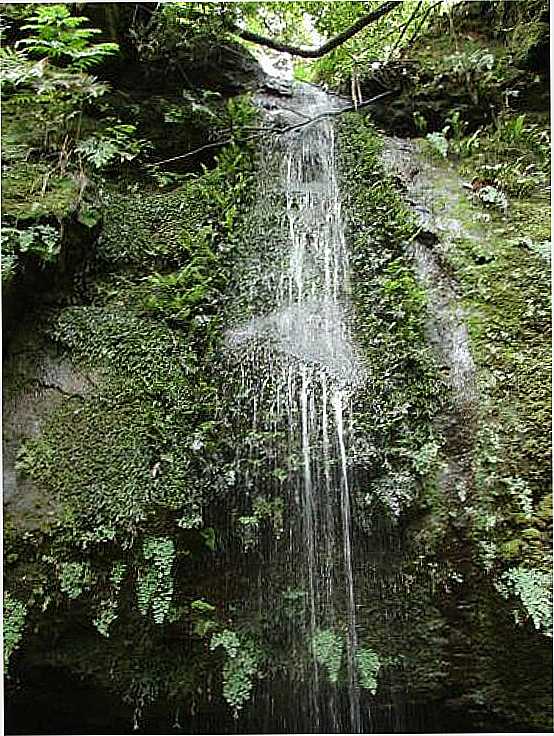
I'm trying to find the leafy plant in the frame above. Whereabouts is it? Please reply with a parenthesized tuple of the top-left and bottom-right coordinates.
(18, 4, 119, 70)
(190, 599, 218, 637)
(413, 111, 428, 134)
(312, 628, 343, 684)
(137, 537, 175, 624)
(210, 629, 261, 714)
(141, 226, 220, 321)
(411, 440, 441, 475)
(2, 6, 116, 160)
(75, 123, 151, 170)
(238, 496, 284, 550)
(356, 647, 381, 693)
(0, 47, 109, 153)
(59, 561, 91, 599)
(93, 602, 119, 638)
(426, 131, 449, 158)
(93, 561, 127, 638)
(4, 593, 27, 669)
(1, 225, 61, 281)
(497, 566, 553, 636)
(477, 184, 508, 212)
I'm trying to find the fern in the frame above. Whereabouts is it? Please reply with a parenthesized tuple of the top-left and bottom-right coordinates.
(312, 628, 343, 684)
(18, 4, 119, 71)
(93, 561, 127, 638)
(58, 561, 91, 599)
(497, 566, 553, 637)
(4, 593, 27, 669)
(93, 601, 118, 638)
(75, 124, 150, 170)
(356, 647, 381, 694)
(136, 537, 174, 624)
(210, 630, 260, 714)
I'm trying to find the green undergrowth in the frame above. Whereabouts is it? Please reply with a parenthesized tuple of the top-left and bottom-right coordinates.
(448, 192, 551, 608)
(424, 110, 550, 198)
(4, 139, 258, 716)
(338, 112, 444, 523)
(405, 136, 551, 645)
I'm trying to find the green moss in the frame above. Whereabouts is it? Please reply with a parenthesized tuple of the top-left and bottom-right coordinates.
(97, 183, 211, 269)
(4, 137, 259, 722)
(443, 193, 551, 574)
(338, 113, 443, 521)
(2, 160, 80, 221)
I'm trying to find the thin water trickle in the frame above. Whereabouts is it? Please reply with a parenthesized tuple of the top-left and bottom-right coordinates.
(225, 83, 366, 732)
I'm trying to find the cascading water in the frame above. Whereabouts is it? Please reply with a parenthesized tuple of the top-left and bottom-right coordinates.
(224, 84, 371, 733)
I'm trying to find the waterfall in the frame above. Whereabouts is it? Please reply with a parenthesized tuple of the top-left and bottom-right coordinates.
(225, 84, 366, 732)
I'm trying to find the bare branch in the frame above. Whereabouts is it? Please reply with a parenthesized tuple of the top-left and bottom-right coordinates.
(146, 91, 394, 169)
(389, 0, 423, 55)
(401, 0, 443, 56)
(276, 91, 395, 135)
(229, 1, 402, 59)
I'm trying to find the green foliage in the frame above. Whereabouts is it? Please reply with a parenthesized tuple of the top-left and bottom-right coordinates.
(291, 1, 435, 88)
(1, 5, 118, 176)
(190, 599, 218, 637)
(238, 496, 284, 550)
(137, 537, 175, 624)
(210, 629, 260, 714)
(58, 561, 91, 599)
(0, 47, 109, 155)
(1, 224, 60, 281)
(4, 593, 27, 669)
(141, 227, 219, 321)
(93, 601, 118, 638)
(312, 628, 343, 684)
(356, 647, 381, 693)
(211, 629, 241, 658)
(338, 113, 442, 523)
(459, 113, 550, 197)
(477, 184, 508, 212)
(497, 566, 553, 636)
(426, 131, 449, 159)
(75, 123, 150, 170)
(132, 2, 235, 65)
(18, 4, 119, 70)
(93, 561, 127, 638)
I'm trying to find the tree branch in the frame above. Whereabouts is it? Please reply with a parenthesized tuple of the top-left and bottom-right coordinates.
(389, 0, 423, 55)
(401, 0, 443, 55)
(146, 91, 394, 169)
(229, 1, 402, 58)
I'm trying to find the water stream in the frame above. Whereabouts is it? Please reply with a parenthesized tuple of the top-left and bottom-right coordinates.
(225, 84, 366, 732)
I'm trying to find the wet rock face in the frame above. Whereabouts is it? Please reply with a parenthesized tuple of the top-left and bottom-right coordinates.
(3, 327, 95, 529)
(378, 133, 552, 730)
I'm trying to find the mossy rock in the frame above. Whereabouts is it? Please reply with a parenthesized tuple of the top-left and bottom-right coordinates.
(3, 161, 80, 222)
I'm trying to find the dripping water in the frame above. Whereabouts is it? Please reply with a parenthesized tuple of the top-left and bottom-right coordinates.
(225, 83, 365, 732)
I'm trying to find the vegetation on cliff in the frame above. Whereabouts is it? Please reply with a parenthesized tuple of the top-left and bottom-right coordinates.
(2, 2, 550, 732)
